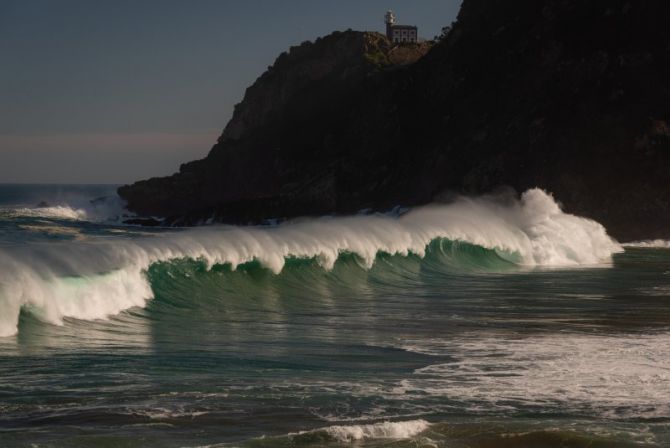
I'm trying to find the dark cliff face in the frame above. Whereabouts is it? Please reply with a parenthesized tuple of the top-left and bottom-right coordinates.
(119, 1, 670, 241)
(220, 32, 429, 142)
(118, 31, 431, 223)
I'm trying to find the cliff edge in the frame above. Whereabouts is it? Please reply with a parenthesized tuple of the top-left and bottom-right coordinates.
(118, 31, 431, 224)
(119, 1, 670, 241)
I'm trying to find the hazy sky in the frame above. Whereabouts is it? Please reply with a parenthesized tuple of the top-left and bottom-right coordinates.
(1, 0, 461, 184)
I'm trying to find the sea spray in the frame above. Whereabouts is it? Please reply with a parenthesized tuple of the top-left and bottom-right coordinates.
(624, 240, 670, 249)
(0, 190, 126, 224)
(0, 189, 622, 337)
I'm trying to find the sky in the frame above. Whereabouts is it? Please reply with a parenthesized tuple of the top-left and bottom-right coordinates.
(0, 0, 462, 184)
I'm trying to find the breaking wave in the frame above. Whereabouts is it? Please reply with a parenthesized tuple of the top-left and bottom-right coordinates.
(0, 189, 622, 337)
(296, 419, 431, 442)
(198, 420, 433, 448)
(0, 204, 89, 221)
(0, 196, 127, 223)
(323, 419, 430, 441)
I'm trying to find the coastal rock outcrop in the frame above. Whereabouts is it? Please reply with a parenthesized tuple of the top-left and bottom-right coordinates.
(119, 0, 670, 241)
(118, 31, 431, 224)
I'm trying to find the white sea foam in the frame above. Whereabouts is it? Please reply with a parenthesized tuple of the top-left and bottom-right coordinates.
(1, 205, 89, 221)
(129, 407, 209, 420)
(194, 419, 431, 448)
(321, 419, 430, 441)
(0, 194, 126, 223)
(624, 240, 670, 249)
(398, 332, 670, 419)
(0, 189, 622, 337)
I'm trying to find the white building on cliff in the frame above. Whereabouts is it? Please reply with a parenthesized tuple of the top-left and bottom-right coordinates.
(385, 10, 418, 43)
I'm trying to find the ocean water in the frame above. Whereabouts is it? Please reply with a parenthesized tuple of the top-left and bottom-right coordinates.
(0, 184, 669, 447)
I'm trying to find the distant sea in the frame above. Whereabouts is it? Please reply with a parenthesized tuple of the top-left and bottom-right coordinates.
(1, 184, 669, 447)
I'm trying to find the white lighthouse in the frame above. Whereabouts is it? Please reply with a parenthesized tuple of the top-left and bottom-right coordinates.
(385, 10, 396, 39)
(384, 10, 418, 44)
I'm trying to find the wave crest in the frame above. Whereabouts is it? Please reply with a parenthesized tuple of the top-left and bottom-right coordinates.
(0, 189, 622, 337)
(1, 205, 88, 221)
(322, 419, 430, 442)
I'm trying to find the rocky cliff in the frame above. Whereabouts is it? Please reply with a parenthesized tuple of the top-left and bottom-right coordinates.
(118, 31, 431, 224)
(119, 0, 670, 241)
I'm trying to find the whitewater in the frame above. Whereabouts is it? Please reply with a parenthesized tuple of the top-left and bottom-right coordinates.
(0, 188, 621, 337)
(2, 184, 669, 448)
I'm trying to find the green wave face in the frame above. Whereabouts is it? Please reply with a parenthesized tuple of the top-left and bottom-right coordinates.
(143, 238, 520, 311)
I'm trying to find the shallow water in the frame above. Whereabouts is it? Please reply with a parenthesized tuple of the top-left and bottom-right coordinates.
(0, 185, 668, 447)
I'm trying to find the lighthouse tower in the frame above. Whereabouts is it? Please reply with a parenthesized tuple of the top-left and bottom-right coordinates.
(385, 10, 396, 40)
(383, 10, 418, 44)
